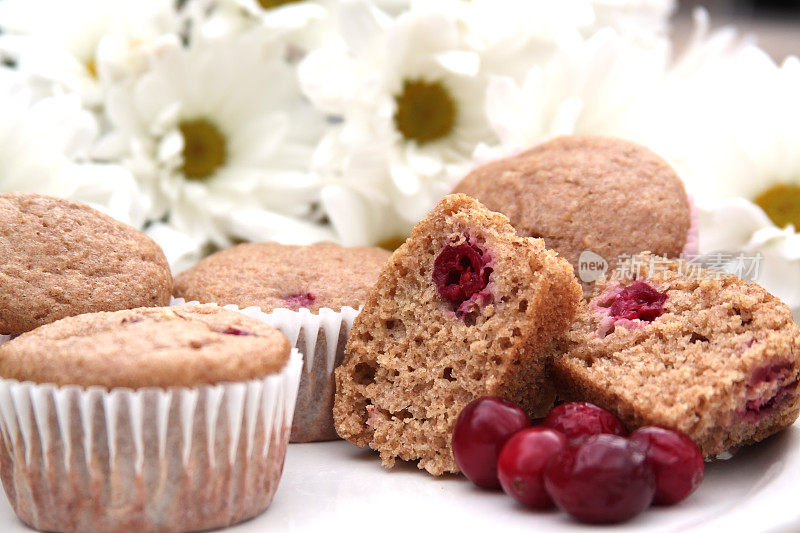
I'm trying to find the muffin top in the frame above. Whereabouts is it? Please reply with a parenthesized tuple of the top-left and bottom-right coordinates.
(454, 136, 691, 290)
(0, 305, 290, 389)
(174, 242, 391, 313)
(0, 192, 173, 335)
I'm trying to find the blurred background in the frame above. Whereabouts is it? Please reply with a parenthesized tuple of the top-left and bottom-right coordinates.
(677, 0, 799, 59)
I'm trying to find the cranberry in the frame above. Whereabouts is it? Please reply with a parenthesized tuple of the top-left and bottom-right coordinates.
(452, 397, 530, 489)
(284, 292, 316, 310)
(222, 327, 253, 336)
(433, 241, 491, 310)
(746, 381, 799, 420)
(543, 402, 627, 443)
(608, 281, 667, 322)
(629, 426, 704, 505)
(544, 434, 655, 524)
(497, 427, 567, 508)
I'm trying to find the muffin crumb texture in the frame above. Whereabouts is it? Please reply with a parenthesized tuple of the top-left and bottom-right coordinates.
(553, 254, 800, 457)
(335, 194, 581, 475)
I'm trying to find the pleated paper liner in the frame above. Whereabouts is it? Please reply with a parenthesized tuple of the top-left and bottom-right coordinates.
(172, 298, 359, 443)
(0, 349, 302, 532)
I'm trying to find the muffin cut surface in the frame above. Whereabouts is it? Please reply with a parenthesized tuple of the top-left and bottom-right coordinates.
(334, 194, 581, 475)
(552, 254, 800, 457)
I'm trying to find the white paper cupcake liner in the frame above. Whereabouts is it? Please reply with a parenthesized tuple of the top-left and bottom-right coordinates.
(172, 298, 359, 443)
(0, 335, 9, 348)
(0, 349, 302, 533)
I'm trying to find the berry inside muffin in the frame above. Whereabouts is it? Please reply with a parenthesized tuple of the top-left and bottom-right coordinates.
(334, 194, 581, 475)
(553, 253, 800, 457)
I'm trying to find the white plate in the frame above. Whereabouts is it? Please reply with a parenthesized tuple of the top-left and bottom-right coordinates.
(1, 422, 799, 533)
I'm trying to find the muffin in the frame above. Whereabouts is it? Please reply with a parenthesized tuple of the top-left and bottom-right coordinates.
(454, 136, 692, 292)
(173, 241, 390, 442)
(0, 192, 172, 335)
(552, 253, 800, 458)
(334, 194, 582, 476)
(0, 305, 302, 533)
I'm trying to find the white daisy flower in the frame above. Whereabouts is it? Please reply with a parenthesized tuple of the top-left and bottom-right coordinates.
(0, 0, 181, 106)
(481, 27, 669, 157)
(102, 27, 329, 248)
(0, 67, 143, 226)
(589, 0, 675, 37)
(673, 42, 800, 320)
(299, 0, 496, 246)
(144, 221, 207, 274)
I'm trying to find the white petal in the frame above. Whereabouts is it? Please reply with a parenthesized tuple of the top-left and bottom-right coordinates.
(145, 221, 205, 274)
(434, 50, 480, 77)
(227, 208, 336, 245)
(696, 197, 773, 253)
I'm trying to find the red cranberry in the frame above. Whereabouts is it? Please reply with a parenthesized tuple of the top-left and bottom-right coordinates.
(222, 327, 253, 336)
(629, 426, 704, 505)
(608, 281, 667, 321)
(497, 427, 567, 508)
(433, 241, 491, 310)
(452, 396, 530, 489)
(284, 292, 316, 310)
(543, 402, 627, 443)
(544, 434, 655, 524)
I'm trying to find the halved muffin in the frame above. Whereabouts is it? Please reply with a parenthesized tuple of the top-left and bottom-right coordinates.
(334, 194, 581, 475)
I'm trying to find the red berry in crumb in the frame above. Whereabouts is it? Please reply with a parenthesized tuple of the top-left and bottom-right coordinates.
(433, 242, 492, 309)
(543, 402, 626, 443)
(608, 281, 668, 322)
(630, 426, 705, 505)
(544, 434, 655, 524)
(497, 427, 567, 508)
(452, 397, 530, 489)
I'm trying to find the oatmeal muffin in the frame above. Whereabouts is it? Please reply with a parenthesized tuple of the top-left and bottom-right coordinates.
(0, 305, 302, 533)
(454, 136, 692, 291)
(552, 253, 800, 458)
(0, 192, 172, 335)
(334, 194, 582, 476)
(174, 242, 391, 443)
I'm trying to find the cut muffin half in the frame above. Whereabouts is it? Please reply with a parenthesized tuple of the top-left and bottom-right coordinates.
(552, 253, 800, 458)
(334, 194, 582, 475)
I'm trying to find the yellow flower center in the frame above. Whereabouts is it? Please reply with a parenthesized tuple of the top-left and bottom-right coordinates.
(258, 0, 303, 8)
(377, 235, 408, 251)
(85, 58, 97, 79)
(179, 119, 227, 180)
(394, 79, 457, 145)
(754, 183, 800, 229)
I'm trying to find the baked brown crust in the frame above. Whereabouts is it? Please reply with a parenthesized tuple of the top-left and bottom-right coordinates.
(174, 241, 390, 313)
(552, 253, 800, 457)
(454, 136, 691, 290)
(0, 192, 172, 335)
(0, 305, 291, 389)
(334, 194, 582, 475)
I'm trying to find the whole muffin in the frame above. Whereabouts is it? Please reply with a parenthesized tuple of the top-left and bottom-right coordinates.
(174, 242, 391, 442)
(454, 136, 692, 291)
(0, 305, 301, 533)
(174, 241, 390, 313)
(0, 193, 172, 335)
